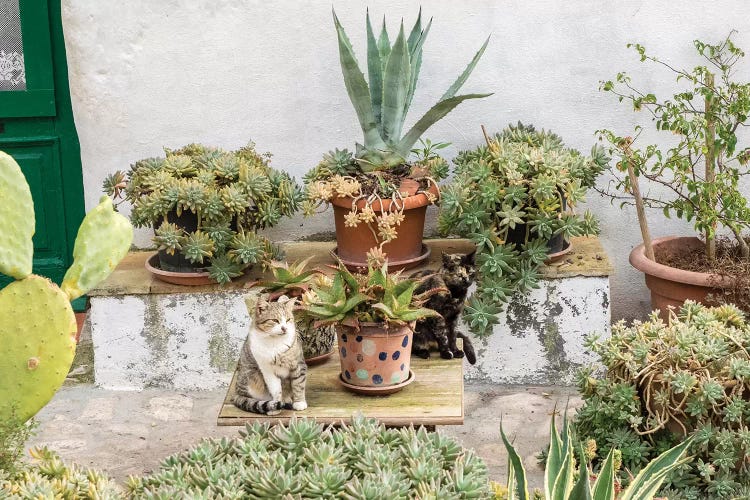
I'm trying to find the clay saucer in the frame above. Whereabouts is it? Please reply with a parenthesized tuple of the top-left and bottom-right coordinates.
(304, 350, 335, 367)
(338, 370, 415, 396)
(145, 253, 217, 286)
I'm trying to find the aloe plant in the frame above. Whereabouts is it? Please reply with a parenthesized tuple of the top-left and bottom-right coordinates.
(333, 9, 491, 170)
(300, 263, 442, 329)
(501, 410, 693, 500)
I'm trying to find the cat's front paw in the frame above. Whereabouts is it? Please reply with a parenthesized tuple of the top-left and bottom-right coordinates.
(292, 401, 308, 411)
(439, 350, 454, 360)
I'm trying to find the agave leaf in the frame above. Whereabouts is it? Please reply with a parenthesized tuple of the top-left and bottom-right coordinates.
(618, 437, 693, 500)
(545, 407, 564, 499)
(439, 35, 490, 101)
(377, 17, 391, 70)
(405, 17, 432, 115)
(570, 445, 593, 500)
(371, 302, 396, 319)
(339, 265, 360, 292)
(343, 293, 369, 313)
(394, 280, 418, 308)
(366, 11, 384, 131)
(500, 422, 529, 500)
(333, 9, 387, 151)
(396, 93, 493, 156)
(396, 307, 441, 322)
(551, 448, 574, 500)
(381, 22, 411, 143)
(406, 7, 422, 53)
(591, 449, 616, 500)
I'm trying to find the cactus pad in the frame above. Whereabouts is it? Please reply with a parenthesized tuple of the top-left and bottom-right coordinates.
(61, 195, 133, 301)
(0, 151, 35, 279)
(0, 275, 77, 423)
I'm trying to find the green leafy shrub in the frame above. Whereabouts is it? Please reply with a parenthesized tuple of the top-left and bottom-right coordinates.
(104, 142, 302, 283)
(0, 414, 36, 476)
(574, 301, 750, 498)
(438, 123, 607, 336)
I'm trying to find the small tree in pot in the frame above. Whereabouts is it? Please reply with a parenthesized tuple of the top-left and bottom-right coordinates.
(303, 9, 491, 271)
(597, 32, 750, 314)
(300, 262, 443, 393)
(437, 123, 606, 336)
(104, 142, 302, 284)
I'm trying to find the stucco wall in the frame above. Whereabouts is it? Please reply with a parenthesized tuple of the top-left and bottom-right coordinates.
(61, 0, 749, 321)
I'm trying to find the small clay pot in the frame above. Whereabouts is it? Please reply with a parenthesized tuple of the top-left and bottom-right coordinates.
(630, 236, 736, 319)
(330, 183, 439, 271)
(336, 322, 413, 389)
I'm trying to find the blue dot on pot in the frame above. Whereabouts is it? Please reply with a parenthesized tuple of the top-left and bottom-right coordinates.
(344, 370, 351, 379)
(356, 336, 363, 342)
(341, 347, 347, 358)
(402, 335, 409, 348)
(372, 374, 383, 384)
(392, 351, 400, 361)
(400, 363, 405, 371)
(378, 351, 387, 361)
(341, 333, 348, 342)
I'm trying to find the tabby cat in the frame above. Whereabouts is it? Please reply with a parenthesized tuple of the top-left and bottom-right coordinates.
(232, 294, 308, 415)
(410, 252, 477, 364)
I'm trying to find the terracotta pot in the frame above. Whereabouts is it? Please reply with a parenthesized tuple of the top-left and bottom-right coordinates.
(336, 322, 413, 388)
(331, 182, 439, 271)
(630, 236, 736, 319)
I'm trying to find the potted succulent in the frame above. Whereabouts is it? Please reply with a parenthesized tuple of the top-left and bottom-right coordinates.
(302, 9, 491, 271)
(438, 123, 606, 336)
(300, 262, 443, 394)
(597, 33, 750, 315)
(104, 142, 302, 285)
(250, 259, 336, 364)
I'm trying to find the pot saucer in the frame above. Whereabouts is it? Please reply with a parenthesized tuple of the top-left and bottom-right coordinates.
(304, 350, 335, 367)
(331, 245, 430, 272)
(544, 240, 573, 264)
(338, 370, 415, 395)
(145, 253, 217, 286)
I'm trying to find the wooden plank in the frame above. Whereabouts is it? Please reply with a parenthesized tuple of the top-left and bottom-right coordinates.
(217, 348, 464, 427)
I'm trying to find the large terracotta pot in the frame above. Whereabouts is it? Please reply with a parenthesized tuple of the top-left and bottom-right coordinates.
(630, 236, 735, 319)
(331, 182, 439, 271)
(336, 322, 413, 388)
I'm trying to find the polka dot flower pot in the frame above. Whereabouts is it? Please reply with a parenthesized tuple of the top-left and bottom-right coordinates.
(336, 322, 413, 389)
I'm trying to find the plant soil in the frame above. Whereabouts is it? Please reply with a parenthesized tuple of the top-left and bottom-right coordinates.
(354, 165, 431, 199)
(654, 237, 750, 310)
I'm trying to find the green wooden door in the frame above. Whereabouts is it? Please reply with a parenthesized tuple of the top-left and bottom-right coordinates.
(0, 0, 85, 302)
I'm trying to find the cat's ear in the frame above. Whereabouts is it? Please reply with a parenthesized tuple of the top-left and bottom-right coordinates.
(276, 294, 291, 304)
(255, 295, 269, 313)
(463, 249, 477, 266)
(244, 293, 260, 314)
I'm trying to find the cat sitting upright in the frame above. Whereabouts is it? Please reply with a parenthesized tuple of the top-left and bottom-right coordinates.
(232, 294, 308, 415)
(410, 252, 477, 364)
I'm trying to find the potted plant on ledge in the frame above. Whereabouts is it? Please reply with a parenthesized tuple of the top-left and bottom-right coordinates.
(598, 32, 750, 315)
(104, 142, 302, 285)
(300, 262, 443, 394)
(437, 123, 606, 336)
(302, 9, 491, 271)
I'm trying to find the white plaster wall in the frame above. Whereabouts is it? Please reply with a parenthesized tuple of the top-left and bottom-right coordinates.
(61, 0, 750, 321)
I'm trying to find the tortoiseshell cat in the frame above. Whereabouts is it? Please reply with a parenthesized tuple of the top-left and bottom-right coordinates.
(233, 294, 308, 415)
(410, 252, 477, 364)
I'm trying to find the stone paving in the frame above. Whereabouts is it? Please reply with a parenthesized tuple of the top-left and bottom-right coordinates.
(28, 382, 581, 490)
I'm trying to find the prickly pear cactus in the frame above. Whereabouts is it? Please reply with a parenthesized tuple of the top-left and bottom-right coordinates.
(0, 151, 133, 422)
(0, 275, 77, 422)
(0, 151, 34, 280)
(61, 196, 133, 301)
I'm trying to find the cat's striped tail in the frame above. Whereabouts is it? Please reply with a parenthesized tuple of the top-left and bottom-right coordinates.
(232, 395, 293, 415)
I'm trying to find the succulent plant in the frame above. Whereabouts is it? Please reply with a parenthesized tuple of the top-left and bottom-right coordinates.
(502, 409, 693, 500)
(574, 301, 750, 498)
(103, 142, 301, 283)
(300, 262, 443, 330)
(438, 123, 607, 337)
(0, 151, 133, 424)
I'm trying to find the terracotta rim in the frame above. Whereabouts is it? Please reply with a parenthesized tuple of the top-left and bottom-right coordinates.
(330, 183, 439, 212)
(629, 236, 735, 288)
(304, 350, 335, 367)
(331, 244, 431, 272)
(145, 253, 217, 286)
(338, 369, 415, 395)
(545, 239, 573, 264)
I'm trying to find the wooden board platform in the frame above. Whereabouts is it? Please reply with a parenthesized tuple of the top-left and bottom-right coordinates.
(217, 349, 464, 427)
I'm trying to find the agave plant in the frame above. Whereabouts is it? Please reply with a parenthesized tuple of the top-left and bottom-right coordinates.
(300, 262, 443, 329)
(333, 9, 491, 170)
(501, 409, 693, 500)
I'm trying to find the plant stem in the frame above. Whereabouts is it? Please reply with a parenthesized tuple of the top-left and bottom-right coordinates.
(626, 156, 655, 261)
(705, 73, 717, 261)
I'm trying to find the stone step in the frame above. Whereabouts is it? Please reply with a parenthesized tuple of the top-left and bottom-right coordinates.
(88, 238, 612, 390)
